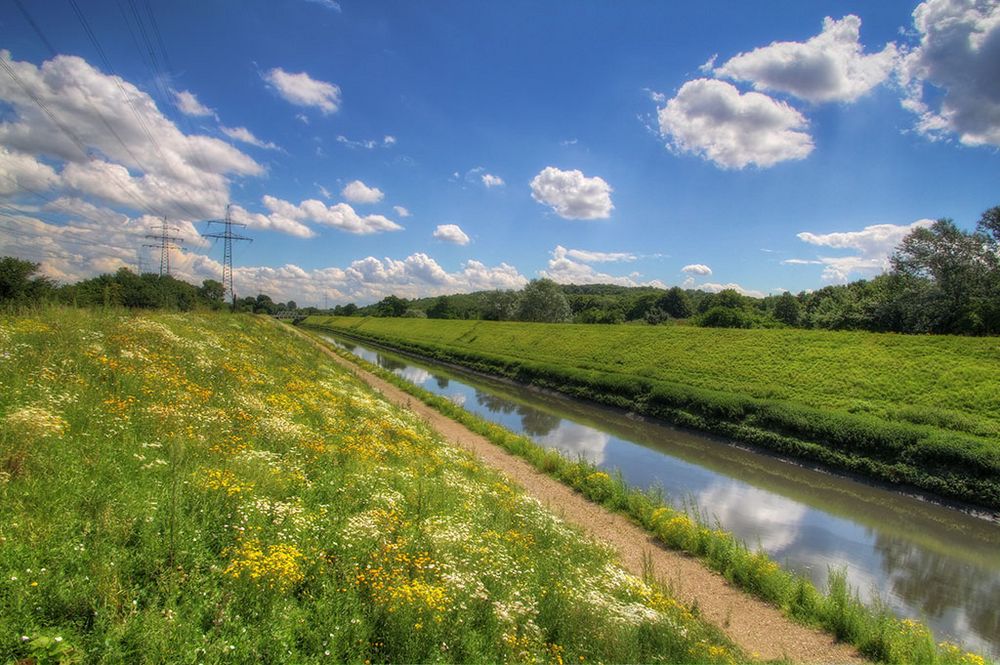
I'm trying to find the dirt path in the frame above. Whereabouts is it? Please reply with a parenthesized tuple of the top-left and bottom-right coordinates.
(293, 326, 864, 664)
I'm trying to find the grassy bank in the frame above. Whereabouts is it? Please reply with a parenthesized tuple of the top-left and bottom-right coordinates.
(304, 317, 1000, 511)
(299, 326, 992, 665)
(0, 308, 740, 663)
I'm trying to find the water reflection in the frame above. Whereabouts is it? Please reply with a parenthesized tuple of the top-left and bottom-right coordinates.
(320, 332, 1000, 658)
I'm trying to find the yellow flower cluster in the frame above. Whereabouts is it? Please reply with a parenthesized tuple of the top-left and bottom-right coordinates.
(197, 468, 254, 496)
(355, 540, 448, 616)
(223, 539, 305, 590)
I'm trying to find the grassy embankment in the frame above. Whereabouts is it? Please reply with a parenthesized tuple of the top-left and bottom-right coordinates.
(305, 317, 1000, 512)
(0, 308, 740, 664)
(299, 324, 993, 665)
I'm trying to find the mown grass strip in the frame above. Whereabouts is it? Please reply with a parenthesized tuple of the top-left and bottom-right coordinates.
(304, 317, 1000, 512)
(300, 325, 993, 665)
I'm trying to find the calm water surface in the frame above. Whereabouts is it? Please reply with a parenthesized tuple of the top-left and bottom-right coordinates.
(320, 332, 1000, 658)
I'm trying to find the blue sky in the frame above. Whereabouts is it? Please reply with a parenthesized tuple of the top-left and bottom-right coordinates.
(1, 0, 997, 304)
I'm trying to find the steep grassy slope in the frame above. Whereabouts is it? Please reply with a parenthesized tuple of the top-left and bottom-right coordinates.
(0, 309, 737, 664)
(306, 317, 1000, 510)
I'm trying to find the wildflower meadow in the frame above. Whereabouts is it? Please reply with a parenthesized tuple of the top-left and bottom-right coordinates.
(0, 308, 741, 663)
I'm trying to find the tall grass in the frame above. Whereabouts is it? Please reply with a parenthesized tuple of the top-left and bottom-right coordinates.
(0, 307, 742, 663)
(301, 326, 993, 665)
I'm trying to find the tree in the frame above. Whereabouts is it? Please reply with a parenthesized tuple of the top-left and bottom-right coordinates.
(772, 292, 800, 326)
(0, 257, 53, 306)
(427, 296, 456, 319)
(374, 295, 408, 317)
(478, 290, 521, 321)
(516, 279, 572, 323)
(199, 279, 225, 308)
(657, 287, 692, 319)
(644, 305, 668, 325)
(891, 216, 1000, 334)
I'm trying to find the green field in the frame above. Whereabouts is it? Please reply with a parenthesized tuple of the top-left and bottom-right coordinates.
(0, 309, 738, 663)
(305, 317, 1000, 510)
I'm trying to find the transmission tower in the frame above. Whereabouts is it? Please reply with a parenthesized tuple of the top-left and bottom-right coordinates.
(143, 217, 183, 277)
(202, 204, 252, 306)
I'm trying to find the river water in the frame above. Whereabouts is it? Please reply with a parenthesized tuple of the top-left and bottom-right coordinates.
(320, 332, 1000, 658)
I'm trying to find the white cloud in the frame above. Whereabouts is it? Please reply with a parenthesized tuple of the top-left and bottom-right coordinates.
(336, 134, 396, 149)
(564, 248, 636, 263)
(340, 179, 384, 204)
(393, 205, 411, 217)
(791, 219, 934, 282)
(304, 0, 341, 11)
(220, 126, 279, 150)
(529, 166, 614, 220)
(898, 0, 1000, 147)
(317, 184, 332, 199)
(681, 263, 713, 275)
(262, 195, 402, 235)
(541, 246, 664, 287)
(715, 15, 897, 104)
(433, 224, 470, 245)
(263, 67, 341, 114)
(481, 173, 505, 188)
(0, 147, 59, 195)
(657, 78, 813, 169)
(0, 51, 262, 220)
(229, 203, 315, 239)
(172, 89, 215, 118)
(698, 282, 767, 298)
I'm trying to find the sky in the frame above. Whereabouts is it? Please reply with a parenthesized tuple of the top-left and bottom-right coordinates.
(0, 0, 998, 305)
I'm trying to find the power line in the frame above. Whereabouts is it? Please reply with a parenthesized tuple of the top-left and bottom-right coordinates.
(201, 204, 252, 305)
(143, 216, 183, 277)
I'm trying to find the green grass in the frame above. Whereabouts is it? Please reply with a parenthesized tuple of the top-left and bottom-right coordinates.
(304, 317, 1000, 510)
(300, 326, 994, 665)
(0, 308, 741, 664)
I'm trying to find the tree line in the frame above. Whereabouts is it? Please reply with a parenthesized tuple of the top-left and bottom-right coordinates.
(355, 205, 1000, 336)
(3, 205, 997, 335)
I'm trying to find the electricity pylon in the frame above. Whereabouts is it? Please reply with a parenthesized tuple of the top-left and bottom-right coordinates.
(202, 204, 252, 306)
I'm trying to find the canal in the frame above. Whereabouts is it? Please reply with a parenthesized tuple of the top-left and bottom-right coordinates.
(319, 331, 1000, 658)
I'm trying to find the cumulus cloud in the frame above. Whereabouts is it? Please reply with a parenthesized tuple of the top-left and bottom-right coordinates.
(0, 51, 262, 220)
(530, 167, 613, 220)
(263, 67, 341, 114)
(564, 248, 636, 263)
(220, 126, 279, 150)
(393, 205, 411, 217)
(172, 89, 215, 118)
(698, 282, 767, 298)
(790, 219, 934, 282)
(481, 173, 504, 187)
(657, 78, 813, 169)
(541, 246, 664, 287)
(898, 0, 1000, 147)
(0, 147, 59, 195)
(715, 15, 898, 104)
(340, 180, 384, 204)
(432, 224, 470, 245)
(682, 263, 713, 275)
(261, 195, 402, 235)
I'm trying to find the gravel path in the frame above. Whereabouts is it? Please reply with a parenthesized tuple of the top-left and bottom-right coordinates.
(295, 327, 864, 664)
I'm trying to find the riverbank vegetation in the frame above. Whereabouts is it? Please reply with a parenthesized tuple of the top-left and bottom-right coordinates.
(303, 317, 1000, 512)
(303, 327, 991, 665)
(0, 308, 741, 663)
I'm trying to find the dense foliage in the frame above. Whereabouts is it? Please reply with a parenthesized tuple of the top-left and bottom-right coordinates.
(306, 316, 1000, 511)
(0, 309, 739, 663)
